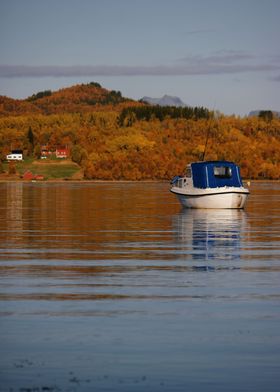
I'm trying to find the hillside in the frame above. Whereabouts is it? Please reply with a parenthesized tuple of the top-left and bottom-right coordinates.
(0, 82, 140, 116)
(0, 82, 280, 181)
(0, 96, 41, 116)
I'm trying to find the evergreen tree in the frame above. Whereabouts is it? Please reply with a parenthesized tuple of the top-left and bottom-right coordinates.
(27, 126, 34, 147)
(259, 110, 273, 122)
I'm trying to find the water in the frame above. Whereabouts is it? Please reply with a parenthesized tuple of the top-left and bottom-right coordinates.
(0, 181, 280, 391)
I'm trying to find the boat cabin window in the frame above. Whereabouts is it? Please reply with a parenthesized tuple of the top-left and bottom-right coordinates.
(185, 167, 192, 178)
(214, 166, 232, 178)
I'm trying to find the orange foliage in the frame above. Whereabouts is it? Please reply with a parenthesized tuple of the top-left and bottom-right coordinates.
(0, 83, 141, 116)
(0, 84, 280, 180)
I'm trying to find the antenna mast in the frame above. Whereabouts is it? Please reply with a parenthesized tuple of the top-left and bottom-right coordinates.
(202, 121, 211, 161)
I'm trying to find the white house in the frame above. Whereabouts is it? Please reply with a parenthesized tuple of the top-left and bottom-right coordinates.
(6, 150, 23, 161)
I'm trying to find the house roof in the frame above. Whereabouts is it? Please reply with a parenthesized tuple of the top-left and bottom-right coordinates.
(11, 150, 23, 154)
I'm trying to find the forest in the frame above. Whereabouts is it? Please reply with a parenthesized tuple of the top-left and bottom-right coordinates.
(0, 83, 280, 180)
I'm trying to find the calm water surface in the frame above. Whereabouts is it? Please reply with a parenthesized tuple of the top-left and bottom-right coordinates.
(0, 181, 280, 391)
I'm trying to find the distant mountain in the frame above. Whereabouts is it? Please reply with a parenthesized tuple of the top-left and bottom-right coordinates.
(140, 94, 187, 107)
(248, 110, 280, 117)
(248, 111, 259, 117)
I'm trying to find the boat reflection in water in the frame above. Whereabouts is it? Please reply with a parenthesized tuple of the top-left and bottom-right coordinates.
(173, 208, 247, 264)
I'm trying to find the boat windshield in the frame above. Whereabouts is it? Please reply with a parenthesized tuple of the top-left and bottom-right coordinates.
(214, 166, 232, 178)
(185, 167, 192, 177)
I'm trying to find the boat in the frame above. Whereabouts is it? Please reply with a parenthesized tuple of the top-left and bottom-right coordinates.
(170, 160, 250, 209)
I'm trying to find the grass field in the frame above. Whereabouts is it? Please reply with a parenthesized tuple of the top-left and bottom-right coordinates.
(4, 158, 81, 180)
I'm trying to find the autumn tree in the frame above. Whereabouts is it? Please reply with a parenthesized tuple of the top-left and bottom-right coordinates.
(71, 144, 88, 165)
(8, 162, 16, 175)
(0, 161, 4, 173)
(34, 144, 42, 159)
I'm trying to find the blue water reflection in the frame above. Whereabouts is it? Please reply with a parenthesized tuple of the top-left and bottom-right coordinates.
(0, 182, 280, 392)
(173, 209, 247, 262)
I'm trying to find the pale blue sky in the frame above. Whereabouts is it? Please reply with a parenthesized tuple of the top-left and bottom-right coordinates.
(0, 0, 279, 115)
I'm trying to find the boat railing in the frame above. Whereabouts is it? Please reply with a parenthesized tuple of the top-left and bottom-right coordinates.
(171, 177, 188, 188)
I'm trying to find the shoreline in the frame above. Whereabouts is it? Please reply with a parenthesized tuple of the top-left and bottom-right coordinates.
(0, 177, 279, 184)
(0, 177, 166, 183)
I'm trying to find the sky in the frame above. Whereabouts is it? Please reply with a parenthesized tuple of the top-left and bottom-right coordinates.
(0, 0, 280, 116)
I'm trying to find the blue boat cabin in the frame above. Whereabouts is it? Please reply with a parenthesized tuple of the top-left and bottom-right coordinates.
(191, 161, 243, 189)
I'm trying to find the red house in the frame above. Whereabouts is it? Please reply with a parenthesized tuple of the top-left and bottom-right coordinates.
(56, 147, 69, 159)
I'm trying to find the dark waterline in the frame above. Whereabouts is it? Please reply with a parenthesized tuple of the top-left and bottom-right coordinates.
(0, 181, 280, 391)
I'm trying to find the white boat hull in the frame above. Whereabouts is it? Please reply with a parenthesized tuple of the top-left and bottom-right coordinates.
(171, 188, 249, 209)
